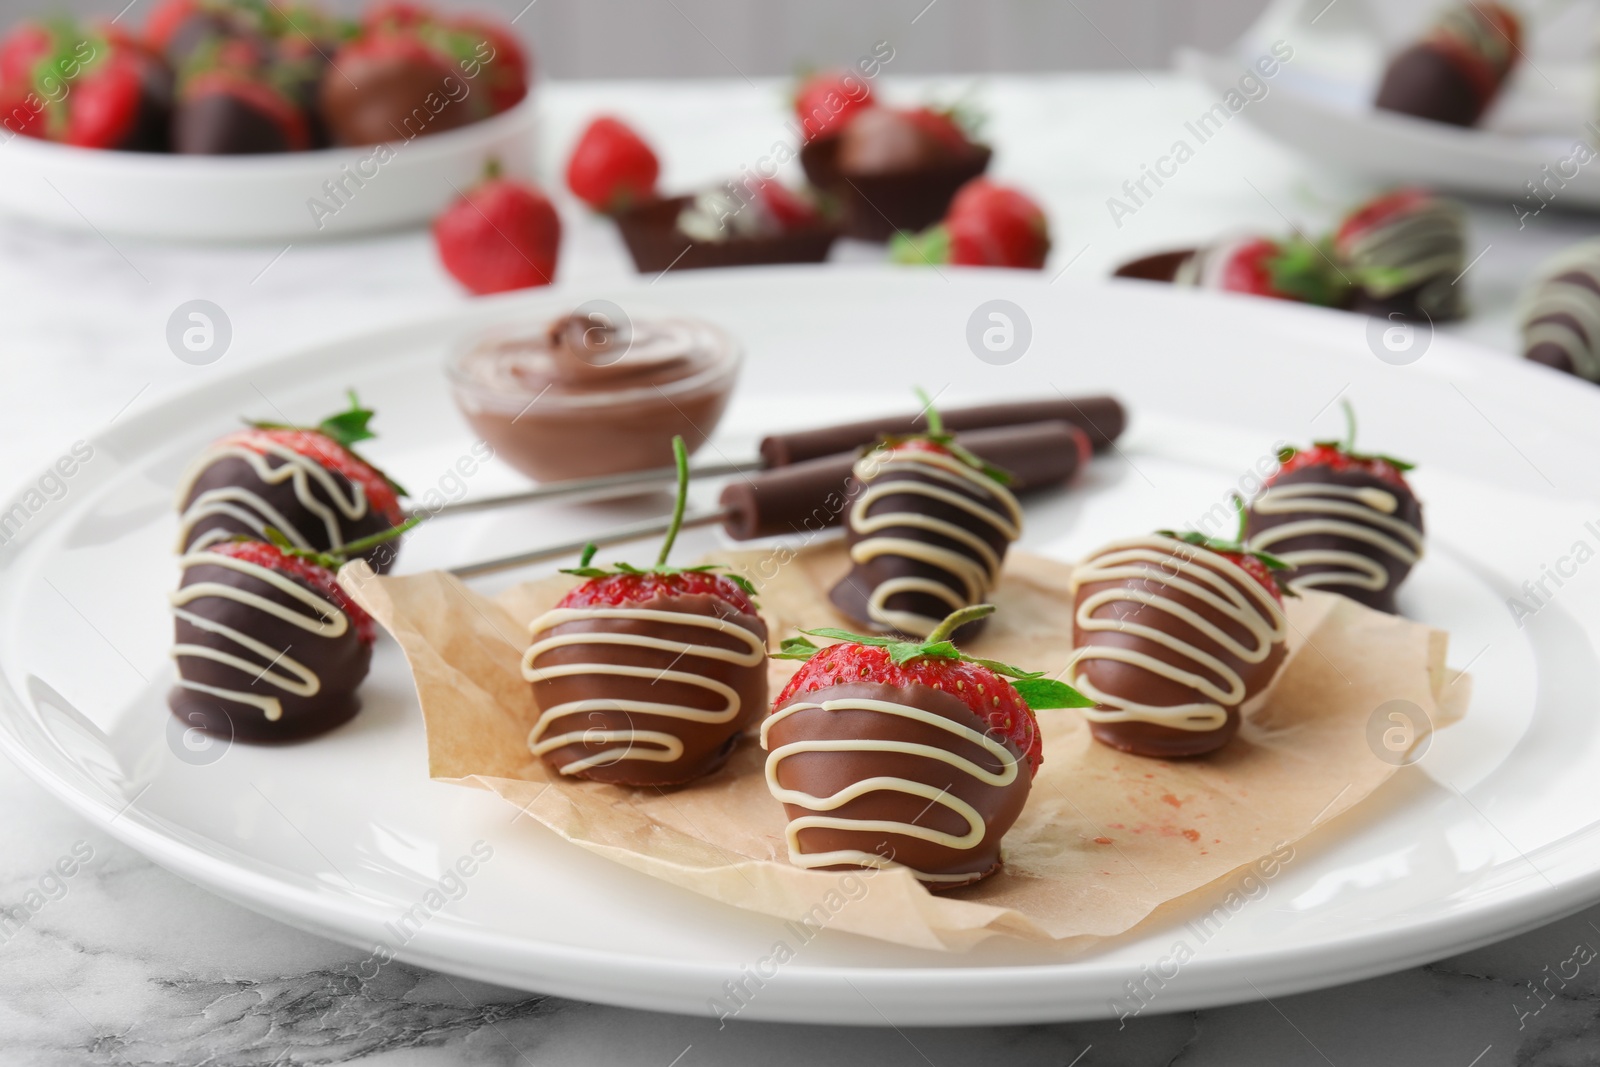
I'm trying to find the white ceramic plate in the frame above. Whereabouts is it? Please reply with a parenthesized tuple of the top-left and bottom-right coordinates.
(0, 93, 537, 243)
(1, 266, 1598, 1026)
(1181, 0, 1600, 208)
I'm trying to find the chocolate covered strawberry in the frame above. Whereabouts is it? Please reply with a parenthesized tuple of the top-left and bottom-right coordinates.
(764, 604, 1089, 888)
(1, 19, 172, 149)
(319, 17, 496, 147)
(173, 38, 312, 153)
(1376, 2, 1521, 127)
(1246, 400, 1424, 615)
(835, 104, 978, 174)
(169, 520, 413, 742)
(565, 114, 659, 213)
(522, 436, 768, 786)
(1172, 235, 1348, 306)
(891, 177, 1051, 269)
(433, 165, 561, 293)
(175, 392, 410, 573)
(1333, 187, 1466, 321)
(792, 67, 873, 142)
(1071, 505, 1292, 760)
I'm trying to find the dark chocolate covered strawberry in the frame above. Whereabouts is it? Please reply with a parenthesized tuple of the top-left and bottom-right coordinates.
(173, 37, 312, 152)
(828, 393, 1022, 641)
(1071, 506, 1291, 759)
(169, 521, 411, 742)
(1376, 2, 1521, 127)
(765, 604, 1090, 889)
(522, 436, 768, 786)
(1246, 401, 1424, 615)
(1333, 188, 1466, 321)
(175, 392, 409, 572)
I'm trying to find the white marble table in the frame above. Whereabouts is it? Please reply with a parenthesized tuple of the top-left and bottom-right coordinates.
(4, 74, 1600, 1066)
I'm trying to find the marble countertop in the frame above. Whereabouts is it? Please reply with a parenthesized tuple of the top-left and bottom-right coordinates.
(4, 72, 1600, 1066)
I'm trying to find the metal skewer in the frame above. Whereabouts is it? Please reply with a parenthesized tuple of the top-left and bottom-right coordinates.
(416, 458, 758, 520)
(448, 508, 733, 578)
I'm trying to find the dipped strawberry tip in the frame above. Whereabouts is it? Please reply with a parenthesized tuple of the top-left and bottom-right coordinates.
(870, 387, 1013, 485)
(557, 434, 759, 614)
(1273, 399, 1415, 486)
(204, 537, 376, 643)
(243, 389, 408, 502)
(1158, 496, 1297, 599)
(774, 604, 1092, 775)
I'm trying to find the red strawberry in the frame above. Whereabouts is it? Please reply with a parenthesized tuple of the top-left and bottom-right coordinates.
(0, 81, 45, 138)
(450, 15, 527, 113)
(793, 67, 873, 141)
(0, 21, 51, 85)
(204, 539, 376, 644)
(558, 570, 756, 616)
(777, 639, 1046, 774)
(890, 178, 1050, 270)
(434, 171, 561, 294)
(565, 115, 659, 213)
(1189, 236, 1347, 307)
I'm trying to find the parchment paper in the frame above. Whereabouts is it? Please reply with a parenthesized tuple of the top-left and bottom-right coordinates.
(341, 543, 1468, 953)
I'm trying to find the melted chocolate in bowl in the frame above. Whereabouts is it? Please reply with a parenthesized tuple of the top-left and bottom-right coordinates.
(448, 315, 742, 482)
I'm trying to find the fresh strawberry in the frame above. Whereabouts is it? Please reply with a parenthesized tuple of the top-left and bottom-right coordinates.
(66, 51, 144, 147)
(233, 392, 407, 525)
(0, 81, 44, 137)
(362, 1, 430, 33)
(558, 436, 759, 616)
(1272, 399, 1415, 491)
(565, 115, 659, 213)
(204, 539, 376, 644)
(792, 67, 873, 141)
(434, 168, 561, 294)
(892, 177, 1049, 269)
(775, 605, 1095, 776)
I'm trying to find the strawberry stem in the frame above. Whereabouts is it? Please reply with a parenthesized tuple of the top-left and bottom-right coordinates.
(915, 386, 944, 436)
(655, 435, 690, 568)
(925, 603, 994, 643)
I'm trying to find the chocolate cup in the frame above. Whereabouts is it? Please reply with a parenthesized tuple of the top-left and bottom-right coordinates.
(169, 557, 371, 742)
(798, 134, 841, 189)
(613, 195, 838, 273)
(765, 681, 1030, 889)
(1375, 43, 1490, 127)
(818, 145, 993, 243)
(1073, 549, 1286, 759)
(526, 594, 768, 787)
(1112, 249, 1195, 283)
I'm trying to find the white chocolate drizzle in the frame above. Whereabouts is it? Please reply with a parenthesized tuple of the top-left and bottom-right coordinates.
(1069, 535, 1287, 731)
(175, 439, 373, 554)
(761, 695, 1019, 884)
(169, 551, 349, 722)
(848, 449, 1022, 638)
(1248, 482, 1423, 595)
(522, 606, 765, 775)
